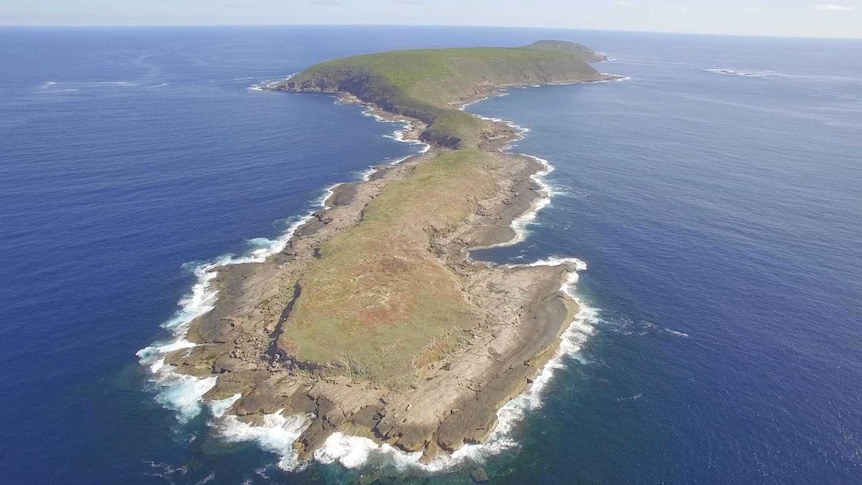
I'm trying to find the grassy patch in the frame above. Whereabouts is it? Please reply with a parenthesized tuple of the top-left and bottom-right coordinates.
(281, 150, 499, 384)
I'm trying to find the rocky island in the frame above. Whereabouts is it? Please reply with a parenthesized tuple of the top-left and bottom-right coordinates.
(158, 41, 612, 464)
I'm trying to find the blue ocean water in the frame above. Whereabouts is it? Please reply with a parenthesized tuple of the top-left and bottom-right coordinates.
(1, 27, 860, 483)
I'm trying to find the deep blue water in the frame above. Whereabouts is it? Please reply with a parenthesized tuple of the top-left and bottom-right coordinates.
(1, 27, 860, 484)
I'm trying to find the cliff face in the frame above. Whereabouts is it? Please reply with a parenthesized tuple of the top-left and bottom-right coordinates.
(270, 41, 609, 148)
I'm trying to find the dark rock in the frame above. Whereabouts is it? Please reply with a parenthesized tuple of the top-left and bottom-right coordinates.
(329, 183, 358, 206)
(471, 467, 490, 483)
(294, 219, 324, 238)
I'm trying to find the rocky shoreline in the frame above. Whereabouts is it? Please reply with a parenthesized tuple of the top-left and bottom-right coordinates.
(157, 70, 597, 464)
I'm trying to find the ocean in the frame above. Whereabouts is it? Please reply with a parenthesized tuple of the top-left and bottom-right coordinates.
(1, 26, 860, 484)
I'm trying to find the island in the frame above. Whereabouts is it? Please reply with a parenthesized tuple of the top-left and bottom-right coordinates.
(161, 40, 612, 463)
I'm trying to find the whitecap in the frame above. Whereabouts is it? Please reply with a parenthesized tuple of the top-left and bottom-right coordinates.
(34, 88, 79, 94)
(614, 393, 643, 402)
(219, 411, 313, 471)
(602, 75, 631, 82)
(704, 68, 769, 79)
(249, 73, 297, 92)
(663, 327, 690, 338)
(210, 394, 242, 418)
(154, 372, 217, 423)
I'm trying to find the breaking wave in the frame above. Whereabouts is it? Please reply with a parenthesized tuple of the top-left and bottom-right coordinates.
(704, 68, 770, 79)
(363, 107, 431, 155)
(507, 154, 555, 245)
(218, 412, 314, 471)
(467, 108, 561, 246)
(248, 73, 296, 92)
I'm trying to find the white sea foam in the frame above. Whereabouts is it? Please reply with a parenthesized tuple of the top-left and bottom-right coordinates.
(34, 88, 79, 94)
(663, 327, 690, 338)
(601, 75, 631, 83)
(248, 73, 297, 92)
(466, 106, 575, 248)
(210, 394, 242, 418)
(508, 155, 556, 244)
(704, 68, 770, 79)
(219, 412, 313, 471)
(458, 89, 513, 110)
(360, 166, 378, 181)
(35, 80, 145, 93)
(363, 105, 431, 155)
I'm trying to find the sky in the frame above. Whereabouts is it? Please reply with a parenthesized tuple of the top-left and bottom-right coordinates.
(0, 0, 860, 38)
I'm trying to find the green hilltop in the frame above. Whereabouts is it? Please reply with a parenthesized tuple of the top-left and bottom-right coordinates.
(271, 41, 608, 148)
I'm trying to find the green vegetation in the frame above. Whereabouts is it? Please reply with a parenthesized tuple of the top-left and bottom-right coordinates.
(276, 41, 604, 148)
(280, 150, 499, 384)
(271, 41, 606, 385)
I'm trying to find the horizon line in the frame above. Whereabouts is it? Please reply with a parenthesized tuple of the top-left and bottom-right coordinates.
(0, 24, 861, 41)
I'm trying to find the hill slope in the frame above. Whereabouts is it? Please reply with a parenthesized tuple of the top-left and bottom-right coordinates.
(271, 41, 608, 148)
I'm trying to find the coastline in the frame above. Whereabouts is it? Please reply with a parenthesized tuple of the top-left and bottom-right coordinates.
(139, 65, 606, 472)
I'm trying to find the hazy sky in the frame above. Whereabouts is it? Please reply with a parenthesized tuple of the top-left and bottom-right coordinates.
(1, 0, 859, 38)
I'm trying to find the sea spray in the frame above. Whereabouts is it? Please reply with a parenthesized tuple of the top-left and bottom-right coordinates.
(209, 394, 242, 419)
(218, 412, 314, 471)
(247, 73, 297, 92)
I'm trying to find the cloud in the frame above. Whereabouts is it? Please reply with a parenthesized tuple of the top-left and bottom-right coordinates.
(675, 4, 688, 12)
(811, 4, 854, 11)
(615, 1, 636, 6)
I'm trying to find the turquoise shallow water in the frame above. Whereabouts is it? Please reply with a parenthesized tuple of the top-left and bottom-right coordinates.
(1, 27, 860, 483)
